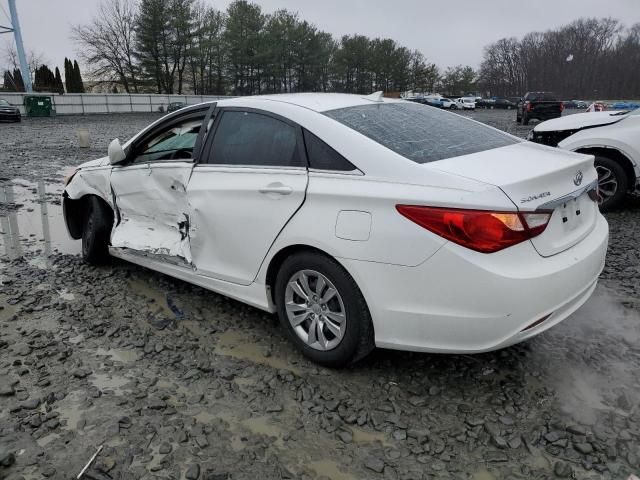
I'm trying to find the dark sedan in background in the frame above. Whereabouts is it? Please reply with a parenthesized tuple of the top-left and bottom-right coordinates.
(0, 99, 21, 122)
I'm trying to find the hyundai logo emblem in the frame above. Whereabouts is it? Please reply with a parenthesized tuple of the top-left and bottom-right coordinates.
(573, 171, 583, 186)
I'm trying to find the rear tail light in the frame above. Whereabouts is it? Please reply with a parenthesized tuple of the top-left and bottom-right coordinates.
(396, 205, 552, 253)
(587, 184, 600, 203)
(526, 101, 532, 112)
(560, 102, 565, 112)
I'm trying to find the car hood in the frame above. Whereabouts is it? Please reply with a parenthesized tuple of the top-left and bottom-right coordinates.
(534, 111, 627, 132)
(79, 157, 110, 169)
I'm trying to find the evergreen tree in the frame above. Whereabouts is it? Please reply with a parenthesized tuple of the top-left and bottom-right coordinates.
(13, 69, 25, 92)
(2, 70, 14, 90)
(54, 67, 65, 94)
(64, 58, 74, 92)
(73, 60, 85, 93)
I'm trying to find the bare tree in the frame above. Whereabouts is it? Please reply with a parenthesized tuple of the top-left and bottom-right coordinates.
(3, 44, 48, 85)
(71, 0, 140, 93)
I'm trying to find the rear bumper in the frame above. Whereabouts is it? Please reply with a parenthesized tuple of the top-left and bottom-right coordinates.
(341, 213, 608, 353)
(529, 111, 562, 120)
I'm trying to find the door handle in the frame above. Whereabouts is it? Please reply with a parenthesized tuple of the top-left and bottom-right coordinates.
(259, 183, 293, 195)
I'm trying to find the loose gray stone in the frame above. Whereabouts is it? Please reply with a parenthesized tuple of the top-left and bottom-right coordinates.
(364, 456, 385, 473)
(554, 461, 572, 478)
(185, 463, 200, 480)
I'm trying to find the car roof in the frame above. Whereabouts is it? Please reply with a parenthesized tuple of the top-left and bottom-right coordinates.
(216, 93, 403, 112)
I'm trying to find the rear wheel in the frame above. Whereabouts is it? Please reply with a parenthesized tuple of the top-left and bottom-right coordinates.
(82, 197, 113, 265)
(594, 155, 628, 212)
(522, 112, 529, 125)
(275, 251, 374, 367)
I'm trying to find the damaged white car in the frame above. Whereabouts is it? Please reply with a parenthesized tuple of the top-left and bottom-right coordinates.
(63, 93, 608, 367)
(528, 108, 640, 211)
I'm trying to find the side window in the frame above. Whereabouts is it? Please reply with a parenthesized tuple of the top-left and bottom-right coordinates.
(207, 110, 302, 167)
(133, 115, 206, 163)
(303, 129, 357, 172)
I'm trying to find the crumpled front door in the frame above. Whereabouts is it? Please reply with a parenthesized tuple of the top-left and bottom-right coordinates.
(110, 161, 194, 264)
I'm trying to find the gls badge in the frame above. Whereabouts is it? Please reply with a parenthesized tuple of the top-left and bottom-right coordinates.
(574, 170, 583, 186)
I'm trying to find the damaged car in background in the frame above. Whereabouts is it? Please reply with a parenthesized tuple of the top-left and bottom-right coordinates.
(62, 93, 608, 367)
(528, 107, 640, 211)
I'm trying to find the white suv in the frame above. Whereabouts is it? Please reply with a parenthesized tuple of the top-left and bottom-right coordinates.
(454, 97, 476, 110)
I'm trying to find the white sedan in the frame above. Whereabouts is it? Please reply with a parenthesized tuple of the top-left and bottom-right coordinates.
(63, 93, 608, 367)
(528, 108, 640, 211)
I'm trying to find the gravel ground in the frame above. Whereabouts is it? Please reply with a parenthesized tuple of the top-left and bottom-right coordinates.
(0, 111, 639, 480)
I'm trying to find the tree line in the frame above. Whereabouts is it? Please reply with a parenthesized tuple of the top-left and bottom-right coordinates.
(2, 57, 85, 93)
(72, 0, 476, 96)
(479, 18, 640, 99)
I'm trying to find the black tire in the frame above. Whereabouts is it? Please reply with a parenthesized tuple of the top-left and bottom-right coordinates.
(275, 251, 374, 368)
(516, 112, 522, 123)
(594, 155, 628, 212)
(82, 196, 113, 265)
(522, 112, 529, 125)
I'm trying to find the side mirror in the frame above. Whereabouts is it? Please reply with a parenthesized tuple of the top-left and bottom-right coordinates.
(108, 138, 126, 164)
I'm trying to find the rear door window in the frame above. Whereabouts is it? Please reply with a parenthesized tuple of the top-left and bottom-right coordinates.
(324, 102, 520, 164)
(207, 110, 303, 167)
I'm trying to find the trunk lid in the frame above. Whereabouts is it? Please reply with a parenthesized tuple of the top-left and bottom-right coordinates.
(429, 141, 599, 256)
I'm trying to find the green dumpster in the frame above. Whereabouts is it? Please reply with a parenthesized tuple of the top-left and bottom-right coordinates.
(24, 95, 53, 117)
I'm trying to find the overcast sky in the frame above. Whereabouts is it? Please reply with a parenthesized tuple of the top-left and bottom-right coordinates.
(1, 0, 639, 71)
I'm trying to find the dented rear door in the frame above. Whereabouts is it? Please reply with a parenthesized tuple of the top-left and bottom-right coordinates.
(187, 108, 308, 285)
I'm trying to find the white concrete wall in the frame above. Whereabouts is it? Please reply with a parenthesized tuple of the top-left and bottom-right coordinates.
(0, 92, 232, 115)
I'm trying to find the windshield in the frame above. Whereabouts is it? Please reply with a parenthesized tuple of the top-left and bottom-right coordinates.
(324, 102, 520, 164)
(0, 99, 9, 106)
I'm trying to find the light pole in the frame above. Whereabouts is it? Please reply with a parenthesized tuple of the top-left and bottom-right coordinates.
(5, 0, 32, 92)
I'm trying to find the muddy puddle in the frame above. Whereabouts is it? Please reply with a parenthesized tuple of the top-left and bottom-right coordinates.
(214, 329, 301, 373)
(0, 178, 80, 262)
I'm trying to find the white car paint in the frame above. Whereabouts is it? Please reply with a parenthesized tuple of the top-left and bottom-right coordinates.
(440, 99, 456, 109)
(532, 109, 640, 191)
(534, 110, 628, 132)
(64, 93, 608, 356)
(455, 97, 476, 110)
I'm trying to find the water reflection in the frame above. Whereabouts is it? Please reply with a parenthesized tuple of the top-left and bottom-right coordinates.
(0, 180, 80, 263)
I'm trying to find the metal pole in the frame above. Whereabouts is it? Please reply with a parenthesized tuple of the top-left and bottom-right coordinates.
(7, 0, 31, 92)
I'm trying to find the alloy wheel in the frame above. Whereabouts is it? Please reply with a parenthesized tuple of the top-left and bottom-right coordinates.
(596, 165, 618, 204)
(284, 269, 346, 351)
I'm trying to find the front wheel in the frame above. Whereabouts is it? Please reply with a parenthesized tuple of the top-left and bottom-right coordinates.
(275, 252, 374, 367)
(594, 156, 628, 212)
(82, 196, 113, 265)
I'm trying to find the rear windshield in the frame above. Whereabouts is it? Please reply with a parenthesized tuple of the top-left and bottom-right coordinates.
(526, 92, 558, 101)
(324, 102, 520, 164)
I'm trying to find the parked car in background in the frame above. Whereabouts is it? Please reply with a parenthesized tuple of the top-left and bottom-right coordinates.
(0, 99, 21, 122)
(528, 108, 640, 211)
(612, 101, 640, 110)
(167, 101, 187, 113)
(493, 98, 517, 110)
(440, 98, 456, 109)
(62, 93, 607, 366)
(563, 100, 578, 109)
(475, 98, 494, 109)
(574, 100, 588, 109)
(454, 97, 476, 110)
(517, 92, 563, 125)
(424, 97, 444, 108)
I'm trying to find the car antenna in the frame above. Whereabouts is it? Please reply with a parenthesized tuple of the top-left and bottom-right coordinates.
(363, 91, 384, 103)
